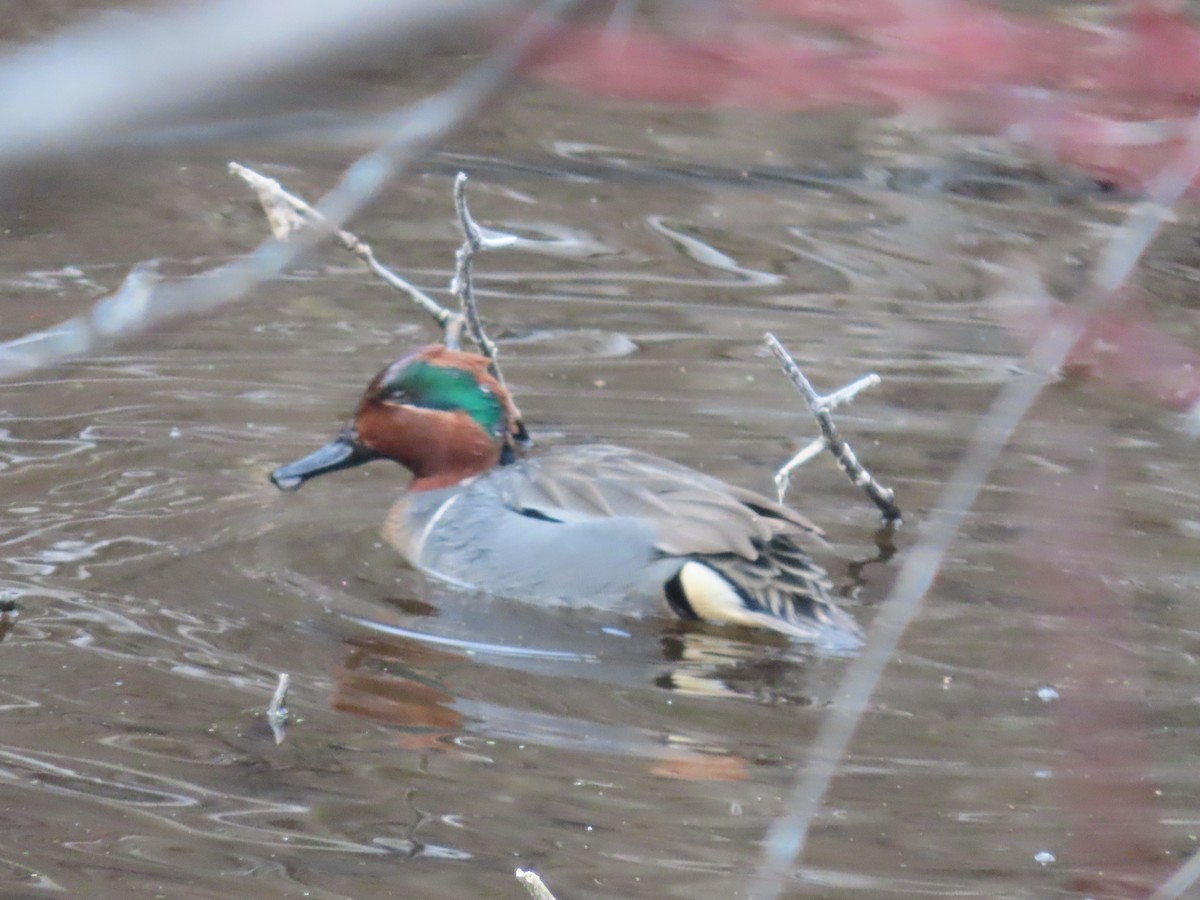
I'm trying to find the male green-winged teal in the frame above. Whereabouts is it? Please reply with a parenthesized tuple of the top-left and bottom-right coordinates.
(270, 345, 863, 647)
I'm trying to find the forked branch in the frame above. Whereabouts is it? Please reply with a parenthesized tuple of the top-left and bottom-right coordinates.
(452, 171, 519, 397)
(232, 163, 526, 444)
(229, 161, 467, 344)
(451, 171, 527, 443)
(764, 332, 900, 522)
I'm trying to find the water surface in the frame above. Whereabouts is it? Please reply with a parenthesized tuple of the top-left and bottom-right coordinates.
(2, 5, 1199, 899)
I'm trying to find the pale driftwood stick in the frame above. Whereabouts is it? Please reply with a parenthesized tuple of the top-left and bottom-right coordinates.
(515, 869, 559, 900)
(451, 171, 525, 437)
(764, 333, 900, 522)
(229, 162, 468, 345)
(773, 372, 884, 499)
(266, 672, 290, 745)
(823, 373, 883, 410)
(452, 172, 516, 378)
(773, 437, 827, 498)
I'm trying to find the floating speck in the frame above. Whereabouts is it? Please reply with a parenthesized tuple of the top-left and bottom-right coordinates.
(1036, 685, 1059, 702)
(169, 427, 181, 438)
(601, 626, 631, 638)
(1035, 851, 1055, 866)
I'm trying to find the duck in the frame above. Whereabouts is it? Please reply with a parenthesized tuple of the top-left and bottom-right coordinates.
(270, 345, 864, 647)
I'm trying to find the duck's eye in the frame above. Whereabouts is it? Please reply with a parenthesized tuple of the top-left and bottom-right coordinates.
(381, 385, 412, 403)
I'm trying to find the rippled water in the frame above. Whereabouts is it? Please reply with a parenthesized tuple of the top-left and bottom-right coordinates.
(3, 7, 1200, 900)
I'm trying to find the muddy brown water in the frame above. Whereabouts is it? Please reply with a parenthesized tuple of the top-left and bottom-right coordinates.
(2, 9, 1200, 900)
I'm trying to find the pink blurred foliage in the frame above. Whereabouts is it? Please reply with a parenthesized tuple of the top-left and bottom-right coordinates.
(1019, 461, 1166, 897)
(989, 284, 1200, 412)
(528, 0, 1200, 416)
(526, 0, 1200, 193)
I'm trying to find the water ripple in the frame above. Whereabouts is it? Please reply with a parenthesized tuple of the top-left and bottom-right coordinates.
(0, 745, 393, 854)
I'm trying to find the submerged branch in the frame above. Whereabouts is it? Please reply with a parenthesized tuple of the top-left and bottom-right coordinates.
(764, 333, 898, 522)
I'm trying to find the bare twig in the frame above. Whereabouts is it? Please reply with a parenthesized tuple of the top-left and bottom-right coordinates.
(230, 164, 524, 440)
(451, 172, 526, 441)
(748, 104, 1200, 900)
(775, 437, 826, 484)
(515, 869, 559, 900)
(764, 333, 899, 522)
(229, 162, 466, 339)
(266, 673, 290, 745)
(0, 0, 580, 382)
(452, 172, 518, 383)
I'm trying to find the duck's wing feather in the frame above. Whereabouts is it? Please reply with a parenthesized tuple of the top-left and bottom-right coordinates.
(493, 445, 823, 559)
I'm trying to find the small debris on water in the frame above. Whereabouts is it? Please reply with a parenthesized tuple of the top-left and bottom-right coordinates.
(266, 673, 290, 745)
(601, 626, 630, 638)
(1036, 685, 1059, 702)
(1035, 850, 1055, 866)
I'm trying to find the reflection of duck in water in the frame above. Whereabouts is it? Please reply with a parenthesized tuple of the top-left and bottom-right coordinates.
(331, 628, 755, 782)
(271, 346, 862, 647)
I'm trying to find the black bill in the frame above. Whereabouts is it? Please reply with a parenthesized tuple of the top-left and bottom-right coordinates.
(269, 434, 378, 491)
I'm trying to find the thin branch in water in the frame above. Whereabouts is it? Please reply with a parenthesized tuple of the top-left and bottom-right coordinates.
(515, 869, 559, 900)
(763, 333, 898, 522)
(230, 163, 526, 440)
(452, 171, 517, 377)
(823, 373, 883, 410)
(0, 0, 580, 382)
(266, 673, 290, 745)
(747, 102, 1200, 900)
(775, 437, 827, 494)
(451, 171, 526, 441)
(228, 161, 466, 340)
